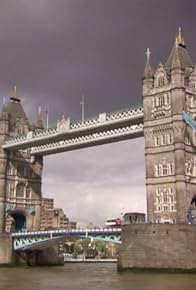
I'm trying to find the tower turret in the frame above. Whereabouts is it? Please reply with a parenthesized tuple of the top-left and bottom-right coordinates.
(143, 48, 154, 96)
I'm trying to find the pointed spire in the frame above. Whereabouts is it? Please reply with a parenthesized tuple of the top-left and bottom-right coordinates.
(175, 27, 186, 48)
(143, 48, 154, 79)
(166, 28, 193, 69)
(10, 86, 21, 102)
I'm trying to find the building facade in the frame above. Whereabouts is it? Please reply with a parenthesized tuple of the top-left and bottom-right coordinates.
(143, 28, 196, 223)
(0, 89, 44, 233)
(40, 198, 76, 230)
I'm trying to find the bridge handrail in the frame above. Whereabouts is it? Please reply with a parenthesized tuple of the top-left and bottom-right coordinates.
(4, 105, 143, 146)
(12, 227, 122, 237)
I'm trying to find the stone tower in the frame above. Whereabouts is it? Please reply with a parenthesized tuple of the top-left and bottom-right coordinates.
(143, 28, 196, 224)
(0, 88, 43, 232)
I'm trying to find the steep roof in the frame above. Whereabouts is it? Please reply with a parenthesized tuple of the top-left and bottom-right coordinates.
(165, 44, 193, 69)
(6, 99, 29, 130)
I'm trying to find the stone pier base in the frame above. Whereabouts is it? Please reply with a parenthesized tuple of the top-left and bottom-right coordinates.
(16, 240, 64, 266)
(29, 247, 64, 266)
(0, 233, 13, 265)
(118, 224, 196, 272)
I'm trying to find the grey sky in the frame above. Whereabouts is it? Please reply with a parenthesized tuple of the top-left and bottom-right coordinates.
(0, 0, 196, 225)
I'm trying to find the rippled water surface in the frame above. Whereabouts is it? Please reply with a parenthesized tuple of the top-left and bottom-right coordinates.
(1, 263, 196, 290)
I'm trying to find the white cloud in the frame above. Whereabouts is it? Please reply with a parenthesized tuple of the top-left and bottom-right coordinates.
(42, 138, 146, 226)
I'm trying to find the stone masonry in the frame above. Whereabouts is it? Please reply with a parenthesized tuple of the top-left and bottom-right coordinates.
(143, 28, 196, 224)
(118, 224, 196, 271)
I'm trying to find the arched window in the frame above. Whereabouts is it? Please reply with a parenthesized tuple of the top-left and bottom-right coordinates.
(158, 77, 165, 87)
(8, 183, 15, 196)
(16, 184, 25, 198)
(191, 195, 196, 206)
(26, 186, 32, 199)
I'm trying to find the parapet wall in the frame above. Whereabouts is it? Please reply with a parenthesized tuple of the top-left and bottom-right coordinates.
(118, 224, 196, 271)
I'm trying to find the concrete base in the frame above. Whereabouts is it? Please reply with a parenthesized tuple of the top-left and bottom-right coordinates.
(118, 224, 196, 272)
(0, 233, 13, 265)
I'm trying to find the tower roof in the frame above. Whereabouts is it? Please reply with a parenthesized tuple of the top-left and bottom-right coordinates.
(6, 101, 29, 130)
(6, 88, 29, 130)
(143, 48, 154, 79)
(165, 28, 193, 69)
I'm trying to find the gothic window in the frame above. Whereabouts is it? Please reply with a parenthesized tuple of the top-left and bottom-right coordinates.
(162, 164, 168, 175)
(162, 134, 167, 145)
(159, 77, 164, 87)
(158, 165, 162, 176)
(154, 132, 173, 147)
(164, 94, 170, 105)
(185, 160, 192, 175)
(154, 135, 161, 146)
(167, 133, 173, 144)
(26, 186, 32, 199)
(163, 194, 168, 203)
(160, 95, 164, 105)
(18, 126, 23, 134)
(154, 163, 174, 177)
(154, 187, 176, 214)
(155, 97, 159, 107)
(8, 183, 15, 196)
(16, 184, 25, 198)
(8, 162, 14, 175)
(168, 163, 174, 175)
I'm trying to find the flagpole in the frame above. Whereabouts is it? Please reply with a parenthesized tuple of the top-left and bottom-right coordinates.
(46, 106, 49, 129)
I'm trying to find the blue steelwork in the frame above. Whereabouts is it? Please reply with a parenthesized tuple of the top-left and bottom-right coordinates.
(182, 111, 196, 130)
(12, 228, 122, 251)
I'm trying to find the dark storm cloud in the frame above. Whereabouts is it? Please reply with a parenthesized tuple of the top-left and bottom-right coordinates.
(0, 0, 195, 224)
(0, 0, 196, 124)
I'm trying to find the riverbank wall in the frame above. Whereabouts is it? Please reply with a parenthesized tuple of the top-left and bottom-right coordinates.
(118, 224, 196, 272)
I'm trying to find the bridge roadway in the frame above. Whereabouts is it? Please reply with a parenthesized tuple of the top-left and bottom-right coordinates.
(12, 227, 122, 251)
(3, 105, 143, 155)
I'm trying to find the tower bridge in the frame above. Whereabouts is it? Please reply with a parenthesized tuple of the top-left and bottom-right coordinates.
(2, 105, 143, 155)
(1, 28, 196, 268)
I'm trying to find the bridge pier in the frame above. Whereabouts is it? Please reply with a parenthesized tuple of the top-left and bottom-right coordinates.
(118, 224, 196, 272)
(15, 242, 64, 266)
(0, 233, 13, 265)
(31, 246, 64, 266)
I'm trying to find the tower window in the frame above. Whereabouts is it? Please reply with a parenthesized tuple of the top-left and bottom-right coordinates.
(158, 77, 165, 87)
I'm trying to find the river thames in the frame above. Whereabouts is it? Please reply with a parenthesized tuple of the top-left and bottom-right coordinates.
(1, 263, 196, 290)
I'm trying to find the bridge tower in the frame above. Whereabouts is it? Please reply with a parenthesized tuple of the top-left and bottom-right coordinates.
(0, 89, 43, 233)
(143, 28, 196, 224)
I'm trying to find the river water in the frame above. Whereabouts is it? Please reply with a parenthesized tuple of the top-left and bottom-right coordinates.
(1, 263, 196, 290)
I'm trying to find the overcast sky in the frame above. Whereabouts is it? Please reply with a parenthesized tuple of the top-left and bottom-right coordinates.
(0, 0, 196, 226)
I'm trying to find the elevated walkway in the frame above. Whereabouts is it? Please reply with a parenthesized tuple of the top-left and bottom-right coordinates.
(3, 105, 143, 155)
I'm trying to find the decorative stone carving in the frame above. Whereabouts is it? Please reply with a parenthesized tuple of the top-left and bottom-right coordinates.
(57, 115, 70, 132)
(154, 63, 168, 88)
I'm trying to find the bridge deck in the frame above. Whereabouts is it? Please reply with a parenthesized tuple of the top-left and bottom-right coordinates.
(3, 105, 143, 155)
